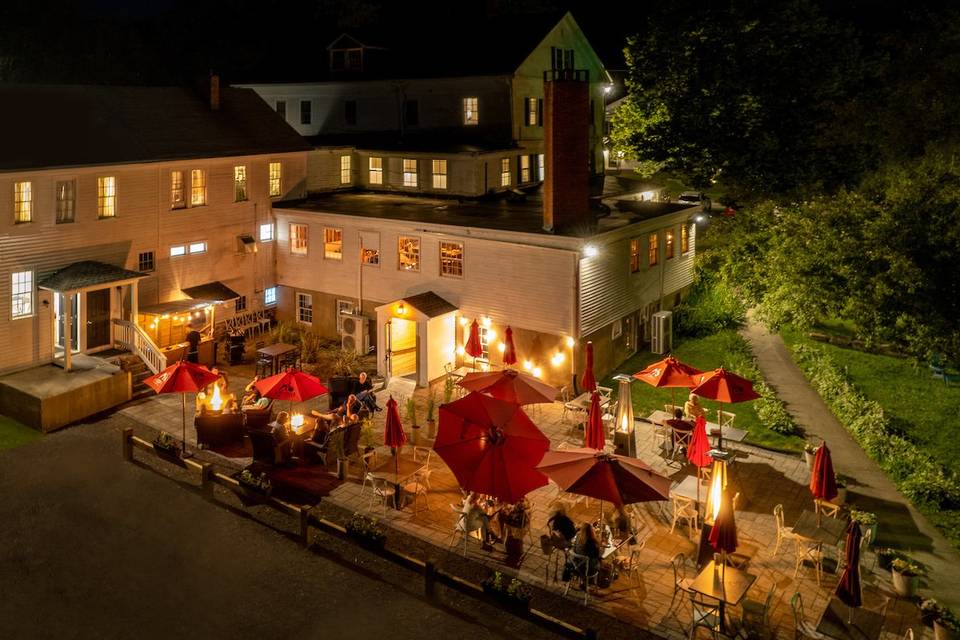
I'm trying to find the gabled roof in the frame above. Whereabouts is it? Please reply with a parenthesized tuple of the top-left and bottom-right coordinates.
(402, 292, 458, 318)
(327, 33, 371, 50)
(37, 261, 146, 292)
(0, 85, 312, 173)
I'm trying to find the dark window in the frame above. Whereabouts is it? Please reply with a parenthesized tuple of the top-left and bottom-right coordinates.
(404, 99, 419, 126)
(138, 251, 155, 272)
(56, 179, 76, 223)
(564, 49, 575, 69)
(347, 49, 361, 70)
(345, 100, 357, 125)
(331, 50, 345, 70)
(235, 295, 247, 312)
(275, 100, 286, 119)
(300, 100, 311, 125)
(551, 46, 562, 70)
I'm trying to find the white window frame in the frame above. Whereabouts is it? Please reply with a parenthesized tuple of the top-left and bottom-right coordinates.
(439, 241, 464, 278)
(402, 158, 418, 187)
(259, 223, 274, 242)
(297, 292, 313, 325)
(97, 176, 117, 219)
(191, 169, 206, 206)
(11, 270, 33, 319)
(290, 223, 308, 256)
(188, 241, 207, 254)
(264, 287, 277, 306)
(14, 181, 32, 223)
(170, 170, 185, 209)
(170, 245, 186, 257)
(398, 235, 420, 272)
(55, 179, 76, 224)
(432, 159, 447, 189)
(324, 227, 343, 260)
(235, 295, 247, 312)
(463, 97, 478, 125)
(234, 165, 248, 202)
(500, 158, 510, 187)
(269, 162, 282, 197)
(369, 157, 383, 185)
(340, 155, 351, 184)
(520, 155, 531, 183)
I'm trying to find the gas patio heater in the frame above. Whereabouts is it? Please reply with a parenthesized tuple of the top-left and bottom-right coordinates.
(612, 374, 636, 457)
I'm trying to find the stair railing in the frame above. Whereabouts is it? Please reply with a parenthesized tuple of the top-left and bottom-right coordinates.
(112, 319, 167, 375)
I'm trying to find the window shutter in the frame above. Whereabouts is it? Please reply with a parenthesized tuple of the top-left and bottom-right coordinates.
(537, 98, 543, 126)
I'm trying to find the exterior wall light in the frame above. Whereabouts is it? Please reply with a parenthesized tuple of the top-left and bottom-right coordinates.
(583, 245, 599, 258)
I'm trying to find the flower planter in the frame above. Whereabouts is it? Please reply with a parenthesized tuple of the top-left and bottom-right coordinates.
(154, 444, 183, 465)
(410, 425, 421, 446)
(891, 568, 918, 598)
(804, 450, 816, 469)
(935, 620, 959, 640)
(859, 522, 878, 546)
(348, 532, 386, 552)
(481, 583, 532, 613)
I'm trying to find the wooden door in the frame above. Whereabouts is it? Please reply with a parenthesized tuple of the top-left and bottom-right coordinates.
(86, 289, 111, 349)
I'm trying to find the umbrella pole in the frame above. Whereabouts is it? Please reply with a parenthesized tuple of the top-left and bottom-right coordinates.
(696, 466, 701, 528)
(718, 402, 724, 450)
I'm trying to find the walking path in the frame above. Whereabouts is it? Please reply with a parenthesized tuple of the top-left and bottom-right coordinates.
(741, 318, 960, 608)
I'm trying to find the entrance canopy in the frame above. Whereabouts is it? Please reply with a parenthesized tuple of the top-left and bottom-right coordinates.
(375, 290, 458, 321)
(37, 260, 146, 293)
(181, 281, 240, 302)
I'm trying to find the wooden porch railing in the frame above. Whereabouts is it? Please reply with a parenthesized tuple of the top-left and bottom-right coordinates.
(112, 319, 167, 374)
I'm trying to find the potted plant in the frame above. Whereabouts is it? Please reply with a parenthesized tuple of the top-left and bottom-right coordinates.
(835, 474, 849, 505)
(890, 557, 922, 597)
(425, 392, 437, 440)
(153, 431, 182, 462)
(406, 396, 420, 446)
(235, 469, 272, 505)
(443, 376, 456, 405)
(481, 571, 533, 613)
(803, 442, 817, 469)
(922, 599, 943, 628)
(934, 607, 960, 640)
(850, 509, 878, 545)
(345, 512, 386, 550)
(875, 547, 900, 571)
(359, 415, 376, 454)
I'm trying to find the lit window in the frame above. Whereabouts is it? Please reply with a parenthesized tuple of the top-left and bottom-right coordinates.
(463, 97, 478, 125)
(478, 326, 490, 361)
(11, 271, 33, 318)
(191, 169, 206, 206)
(630, 238, 640, 273)
(189, 241, 206, 254)
(665, 229, 675, 259)
(340, 156, 351, 184)
(275, 100, 286, 119)
(264, 287, 277, 306)
(259, 223, 274, 242)
(398, 236, 420, 272)
(235, 295, 247, 312)
(538, 153, 545, 181)
(526, 97, 538, 126)
(98, 176, 116, 218)
(300, 100, 311, 125)
(361, 232, 380, 265)
(520, 155, 531, 183)
(234, 166, 247, 202)
(648, 232, 659, 267)
(440, 241, 464, 277)
(432, 159, 447, 189)
(269, 162, 282, 197)
(403, 158, 418, 187)
(138, 251, 155, 272)
(324, 228, 343, 260)
(14, 181, 32, 223)
(297, 292, 313, 324)
(369, 157, 383, 185)
(170, 170, 185, 209)
(500, 158, 510, 187)
(290, 223, 308, 255)
(56, 180, 76, 223)
(170, 245, 186, 257)
(681, 224, 690, 254)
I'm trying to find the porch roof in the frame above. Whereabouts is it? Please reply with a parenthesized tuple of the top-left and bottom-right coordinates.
(181, 281, 241, 302)
(399, 291, 458, 318)
(139, 299, 216, 316)
(37, 261, 146, 292)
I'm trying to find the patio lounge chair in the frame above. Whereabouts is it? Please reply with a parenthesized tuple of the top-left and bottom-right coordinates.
(242, 401, 274, 431)
(194, 412, 245, 447)
(247, 427, 292, 466)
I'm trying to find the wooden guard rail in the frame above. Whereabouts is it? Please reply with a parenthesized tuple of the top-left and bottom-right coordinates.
(122, 428, 598, 639)
(113, 319, 167, 374)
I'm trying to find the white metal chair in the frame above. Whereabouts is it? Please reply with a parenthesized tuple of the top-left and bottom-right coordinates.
(717, 409, 736, 429)
(773, 504, 796, 555)
(561, 386, 586, 424)
(791, 592, 830, 639)
(563, 552, 599, 605)
(689, 591, 724, 639)
(670, 494, 698, 536)
(737, 584, 776, 638)
(403, 475, 428, 514)
(367, 476, 396, 515)
(902, 629, 914, 640)
(449, 504, 484, 557)
(814, 499, 841, 518)
(669, 553, 693, 613)
(620, 538, 647, 583)
(794, 537, 823, 586)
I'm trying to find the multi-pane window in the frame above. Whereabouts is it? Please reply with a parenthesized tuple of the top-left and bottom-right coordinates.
(56, 180, 76, 223)
(275, 100, 286, 119)
(11, 271, 33, 318)
(233, 166, 248, 202)
(665, 229, 675, 259)
(402, 158, 418, 187)
(432, 159, 447, 189)
(13, 181, 32, 223)
(97, 176, 116, 218)
(170, 170, 185, 209)
(290, 223, 308, 255)
(538, 153, 545, 181)
(340, 156, 351, 184)
(324, 228, 343, 259)
(398, 236, 420, 272)
(463, 97, 478, 125)
(264, 287, 277, 306)
(170, 245, 186, 257)
(235, 295, 247, 312)
(681, 224, 690, 254)
(440, 241, 464, 277)
(361, 232, 380, 265)
(191, 169, 206, 206)
(297, 292, 313, 324)
(500, 158, 511, 187)
(478, 326, 490, 360)
(648, 232, 659, 267)
(259, 223, 274, 242)
(369, 157, 383, 185)
(520, 155, 531, 183)
(525, 97, 541, 126)
(138, 251, 155, 272)
(189, 241, 206, 254)
(344, 100, 357, 125)
(630, 238, 640, 273)
(300, 100, 311, 125)
(269, 162, 282, 197)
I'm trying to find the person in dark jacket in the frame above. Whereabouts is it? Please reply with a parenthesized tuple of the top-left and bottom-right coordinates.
(185, 330, 201, 363)
(547, 506, 577, 544)
(353, 371, 381, 412)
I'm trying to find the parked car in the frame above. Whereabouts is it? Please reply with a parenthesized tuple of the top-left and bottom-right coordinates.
(677, 191, 712, 213)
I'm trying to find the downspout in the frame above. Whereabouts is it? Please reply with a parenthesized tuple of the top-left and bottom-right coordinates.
(572, 249, 581, 395)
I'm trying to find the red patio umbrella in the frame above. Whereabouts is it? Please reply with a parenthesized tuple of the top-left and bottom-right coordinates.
(581, 341, 597, 393)
(708, 488, 739, 591)
(810, 442, 838, 524)
(503, 326, 518, 367)
(254, 368, 329, 402)
(144, 360, 220, 453)
(384, 396, 407, 450)
(434, 391, 549, 503)
(584, 391, 606, 450)
(835, 518, 863, 621)
(687, 415, 713, 521)
(691, 367, 760, 449)
(465, 320, 483, 369)
(459, 368, 559, 405)
(633, 355, 703, 412)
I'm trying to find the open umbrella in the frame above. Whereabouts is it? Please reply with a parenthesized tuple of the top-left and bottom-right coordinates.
(687, 415, 713, 522)
(144, 360, 220, 453)
(584, 391, 606, 450)
(810, 442, 838, 525)
(536, 446, 670, 522)
(835, 519, 863, 622)
(633, 355, 703, 413)
(465, 320, 483, 369)
(434, 391, 549, 503)
(255, 368, 329, 416)
(581, 341, 597, 393)
(708, 488, 738, 593)
(459, 368, 559, 405)
(503, 326, 518, 367)
(691, 367, 759, 449)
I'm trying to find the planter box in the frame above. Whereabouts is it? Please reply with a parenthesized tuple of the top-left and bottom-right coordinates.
(347, 532, 385, 551)
(804, 451, 816, 469)
(481, 583, 532, 613)
(236, 484, 271, 506)
(891, 568, 918, 598)
(154, 445, 184, 466)
(935, 620, 959, 640)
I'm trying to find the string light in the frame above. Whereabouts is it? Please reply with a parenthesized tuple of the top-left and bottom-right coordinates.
(482, 316, 492, 328)
(566, 336, 575, 348)
(532, 367, 542, 378)
(456, 345, 465, 356)
(487, 328, 496, 340)
(459, 317, 469, 327)
(523, 360, 533, 371)
(497, 342, 505, 353)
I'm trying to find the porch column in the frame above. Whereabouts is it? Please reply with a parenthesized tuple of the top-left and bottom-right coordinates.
(130, 281, 138, 325)
(64, 290, 74, 373)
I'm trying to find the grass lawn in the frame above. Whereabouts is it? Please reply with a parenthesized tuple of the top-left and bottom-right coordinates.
(782, 326, 960, 476)
(0, 415, 41, 451)
(602, 329, 804, 453)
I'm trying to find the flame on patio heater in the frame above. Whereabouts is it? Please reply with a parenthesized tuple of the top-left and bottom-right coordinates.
(210, 383, 223, 411)
(705, 459, 727, 525)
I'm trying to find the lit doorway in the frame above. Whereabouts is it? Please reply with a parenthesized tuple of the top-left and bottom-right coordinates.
(55, 292, 80, 353)
(388, 318, 417, 380)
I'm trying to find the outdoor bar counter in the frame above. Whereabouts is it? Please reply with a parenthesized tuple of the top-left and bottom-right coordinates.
(162, 336, 216, 366)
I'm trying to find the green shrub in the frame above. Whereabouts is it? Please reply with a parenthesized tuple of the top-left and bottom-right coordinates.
(674, 275, 746, 338)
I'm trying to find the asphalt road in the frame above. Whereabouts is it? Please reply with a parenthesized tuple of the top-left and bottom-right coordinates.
(0, 415, 558, 640)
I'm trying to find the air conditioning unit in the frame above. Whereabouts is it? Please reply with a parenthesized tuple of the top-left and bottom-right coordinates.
(651, 310, 673, 355)
(340, 312, 369, 354)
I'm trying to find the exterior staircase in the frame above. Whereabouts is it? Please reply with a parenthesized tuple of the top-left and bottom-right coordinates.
(105, 353, 155, 400)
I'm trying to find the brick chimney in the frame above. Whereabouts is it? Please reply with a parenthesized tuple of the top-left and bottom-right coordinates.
(208, 72, 220, 111)
(542, 68, 592, 233)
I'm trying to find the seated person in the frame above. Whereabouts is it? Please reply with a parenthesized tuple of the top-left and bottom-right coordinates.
(242, 376, 261, 405)
(572, 522, 601, 566)
(353, 372, 381, 413)
(683, 392, 706, 420)
(461, 492, 496, 549)
(333, 394, 361, 423)
(666, 408, 694, 431)
(195, 391, 207, 414)
(605, 506, 636, 544)
(500, 497, 531, 531)
(241, 387, 270, 411)
(268, 411, 291, 438)
(547, 506, 577, 545)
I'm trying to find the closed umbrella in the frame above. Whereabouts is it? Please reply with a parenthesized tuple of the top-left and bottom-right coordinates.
(144, 360, 220, 454)
(810, 442, 838, 525)
(633, 355, 703, 413)
(581, 341, 597, 393)
(708, 488, 738, 592)
(459, 368, 559, 405)
(465, 320, 483, 369)
(691, 367, 760, 449)
(383, 396, 407, 506)
(434, 391, 549, 503)
(503, 326, 518, 367)
(687, 415, 713, 522)
(835, 519, 863, 622)
(584, 391, 605, 450)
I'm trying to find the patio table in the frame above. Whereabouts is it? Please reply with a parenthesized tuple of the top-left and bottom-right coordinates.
(688, 559, 757, 634)
(792, 510, 847, 546)
(671, 474, 708, 504)
(570, 391, 611, 412)
(257, 342, 299, 376)
(369, 456, 426, 509)
(707, 424, 748, 444)
(817, 596, 885, 640)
